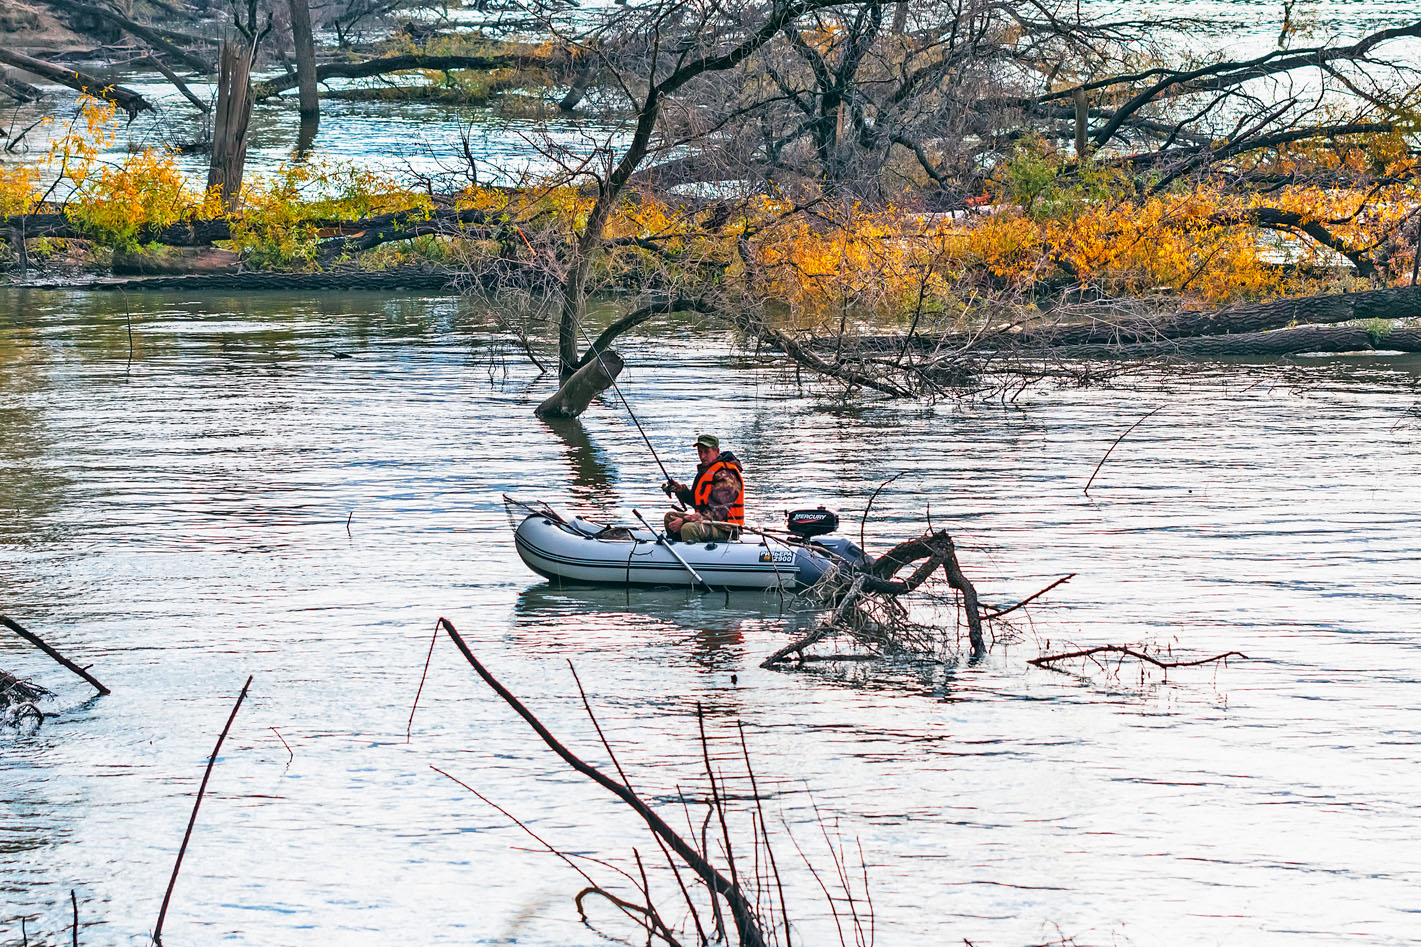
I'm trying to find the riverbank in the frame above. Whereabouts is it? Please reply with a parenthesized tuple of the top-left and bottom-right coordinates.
(6, 6, 1421, 391)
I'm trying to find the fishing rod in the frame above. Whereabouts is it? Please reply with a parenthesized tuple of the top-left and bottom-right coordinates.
(573, 320, 684, 507)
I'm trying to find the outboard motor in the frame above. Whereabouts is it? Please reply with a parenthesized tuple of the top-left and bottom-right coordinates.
(785, 507, 871, 583)
(786, 507, 839, 540)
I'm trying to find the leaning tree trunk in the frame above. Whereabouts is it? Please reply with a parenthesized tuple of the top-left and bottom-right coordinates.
(535, 349, 624, 419)
(287, 0, 319, 125)
(208, 39, 254, 213)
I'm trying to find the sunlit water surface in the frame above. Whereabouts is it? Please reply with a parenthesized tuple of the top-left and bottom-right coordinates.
(1, 290, 1419, 946)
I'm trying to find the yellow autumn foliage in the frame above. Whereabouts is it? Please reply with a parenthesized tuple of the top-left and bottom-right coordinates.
(15, 95, 1421, 316)
(0, 165, 39, 217)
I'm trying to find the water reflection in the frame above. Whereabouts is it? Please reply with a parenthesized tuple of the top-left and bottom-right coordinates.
(540, 416, 621, 514)
(512, 582, 812, 675)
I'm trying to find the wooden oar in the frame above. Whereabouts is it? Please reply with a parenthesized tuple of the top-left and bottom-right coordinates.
(632, 509, 714, 593)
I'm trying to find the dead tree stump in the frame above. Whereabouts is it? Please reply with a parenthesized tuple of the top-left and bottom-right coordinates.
(208, 39, 254, 213)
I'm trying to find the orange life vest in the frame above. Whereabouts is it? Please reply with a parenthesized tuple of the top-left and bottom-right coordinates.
(692, 456, 745, 526)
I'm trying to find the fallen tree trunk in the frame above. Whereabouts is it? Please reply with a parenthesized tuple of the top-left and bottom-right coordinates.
(40, 0, 213, 74)
(535, 349, 625, 419)
(844, 285, 1421, 354)
(315, 206, 493, 259)
(0, 47, 152, 116)
(1048, 324, 1421, 358)
(0, 212, 232, 244)
(1006, 288, 1397, 347)
(251, 53, 547, 100)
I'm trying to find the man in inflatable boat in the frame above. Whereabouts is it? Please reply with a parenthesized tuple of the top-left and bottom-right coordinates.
(662, 434, 745, 542)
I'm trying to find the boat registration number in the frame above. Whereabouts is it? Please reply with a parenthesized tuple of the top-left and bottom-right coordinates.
(759, 550, 795, 565)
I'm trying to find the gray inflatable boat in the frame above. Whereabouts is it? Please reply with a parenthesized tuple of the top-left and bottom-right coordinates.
(510, 501, 868, 591)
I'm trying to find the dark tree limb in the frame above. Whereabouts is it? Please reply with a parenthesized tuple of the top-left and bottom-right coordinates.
(1210, 207, 1377, 278)
(981, 573, 1076, 620)
(153, 675, 253, 946)
(760, 574, 867, 667)
(1091, 20, 1421, 148)
(1084, 405, 1165, 495)
(866, 531, 984, 653)
(1, 668, 51, 700)
(0, 67, 43, 103)
(736, 314, 913, 398)
(1029, 645, 1246, 670)
(141, 55, 210, 114)
(574, 296, 716, 370)
(1137, 122, 1396, 194)
(436, 618, 768, 947)
(0, 615, 109, 696)
(0, 48, 152, 116)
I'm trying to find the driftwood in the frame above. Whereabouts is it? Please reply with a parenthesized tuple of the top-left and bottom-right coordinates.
(1053, 325, 1421, 359)
(0, 47, 152, 116)
(1, 614, 109, 696)
(0, 67, 43, 103)
(845, 285, 1421, 355)
(535, 348, 625, 420)
(1030, 645, 1246, 672)
(761, 528, 988, 667)
(1, 670, 51, 729)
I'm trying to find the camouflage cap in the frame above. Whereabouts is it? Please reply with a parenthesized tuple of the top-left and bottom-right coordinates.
(694, 433, 719, 450)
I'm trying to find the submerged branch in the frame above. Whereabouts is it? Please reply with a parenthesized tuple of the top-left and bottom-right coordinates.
(1029, 645, 1247, 670)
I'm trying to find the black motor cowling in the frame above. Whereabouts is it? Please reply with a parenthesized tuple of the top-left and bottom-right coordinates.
(786, 507, 839, 539)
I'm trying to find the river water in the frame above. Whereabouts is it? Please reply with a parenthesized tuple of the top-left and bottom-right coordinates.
(1, 289, 1419, 945)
